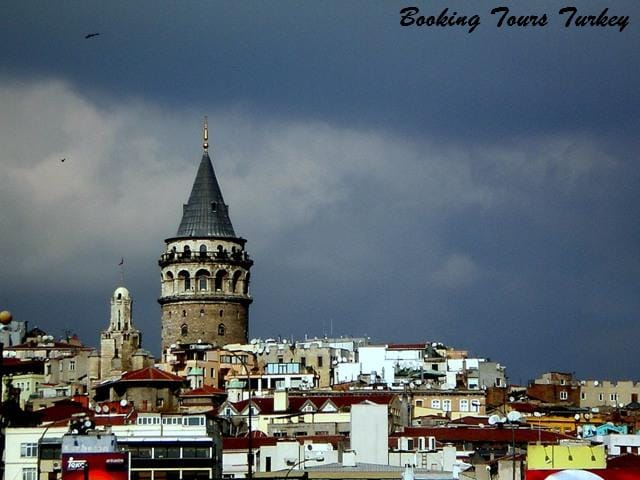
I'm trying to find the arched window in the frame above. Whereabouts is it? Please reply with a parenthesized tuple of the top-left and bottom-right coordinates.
(218, 323, 226, 336)
(199, 244, 207, 258)
(183, 245, 191, 259)
(196, 269, 210, 291)
(166, 271, 175, 293)
(200, 309, 205, 317)
(179, 271, 190, 291)
(181, 324, 188, 336)
(182, 310, 187, 317)
(215, 270, 228, 292)
(219, 309, 224, 317)
(232, 271, 242, 293)
(243, 273, 251, 294)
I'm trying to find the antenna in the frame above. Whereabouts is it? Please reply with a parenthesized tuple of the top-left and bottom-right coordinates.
(203, 116, 209, 150)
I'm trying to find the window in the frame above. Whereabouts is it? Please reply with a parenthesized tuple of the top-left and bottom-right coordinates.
(182, 446, 210, 458)
(442, 399, 451, 412)
(560, 391, 568, 400)
(300, 357, 306, 367)
(20, 443, 38, 457)
(459, 399, 469, 412)
(40, 444, 61, 460)
(581, 392, 586, 400)
(610, 393, 618, 402)
(69, 360, 76, 372)
(199, 275, 207, 290)
(415, 399, 423, 407)
(218, 323, 226, 336)
(431, 399, 441, 409)
(156, 398, 165, 408)
(129, 446, 152, 458)
(317, 356, 323, 368)
(181, 324, 188, 336)
(599, 393, 604, 401)
(471, 399, 480, 412)
(22, 468, 37, 480)
(154, 446, 180, 459)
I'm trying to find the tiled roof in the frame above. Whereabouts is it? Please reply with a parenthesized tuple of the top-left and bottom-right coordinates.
(391, 426, 573, 444)
(36, 399, 91, 423)
(120, 367, 185, 382)
(182, 385, 227, 397)
(176, 151, 236, 238)
(227, 394, 396, 415)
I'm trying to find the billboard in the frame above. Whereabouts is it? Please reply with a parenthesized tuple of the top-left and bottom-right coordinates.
(61, 452, 129, 480)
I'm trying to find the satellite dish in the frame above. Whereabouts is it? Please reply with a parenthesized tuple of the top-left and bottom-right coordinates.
(533, 412, 542, 418)
(95, 405, 102, 413)
(120, 399, 129, 407)
(488, 414, 501, 425)
(84, 419, 93, 428)
(509, 396, 515, 402)
(507, 411, 522, 423)
(102, 405, 110, 413)
(594, 380, 599, 386)
(574, 414, 581, 421)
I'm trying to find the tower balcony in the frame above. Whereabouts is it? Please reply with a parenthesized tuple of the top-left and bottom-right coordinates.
(158, 250, 253, 268)
(157, 292, 253, 305)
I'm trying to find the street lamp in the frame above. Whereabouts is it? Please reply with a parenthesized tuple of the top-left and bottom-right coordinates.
(283, 455, 325, 480)
(225, 350, 254, 480)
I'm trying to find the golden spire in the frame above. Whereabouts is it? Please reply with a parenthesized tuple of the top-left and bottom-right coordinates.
(203, 116, 209, 150)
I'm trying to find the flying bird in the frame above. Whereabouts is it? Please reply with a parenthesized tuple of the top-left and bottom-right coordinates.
(61, 158, 66, 163)
(84, 33, 100, 39)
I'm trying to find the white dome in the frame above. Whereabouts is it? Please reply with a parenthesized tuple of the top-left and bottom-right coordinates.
(113, 286, 131, 299)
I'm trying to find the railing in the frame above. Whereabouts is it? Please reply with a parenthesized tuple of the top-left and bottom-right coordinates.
(159, 250, 251, 264)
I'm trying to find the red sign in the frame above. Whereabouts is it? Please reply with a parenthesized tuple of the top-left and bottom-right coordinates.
(61, 452, 129, 480)
(527, 469, 640, 480)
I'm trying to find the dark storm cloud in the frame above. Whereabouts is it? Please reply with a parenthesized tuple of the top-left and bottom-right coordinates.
(0, 1, 638, 382)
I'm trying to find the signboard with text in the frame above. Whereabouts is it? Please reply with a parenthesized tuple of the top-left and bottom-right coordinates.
(61, 452, 129, 480)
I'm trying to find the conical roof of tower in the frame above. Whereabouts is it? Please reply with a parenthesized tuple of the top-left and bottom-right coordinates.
(176, 151, 237, 238)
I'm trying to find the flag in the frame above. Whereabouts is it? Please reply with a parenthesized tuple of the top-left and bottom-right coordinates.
(119, 257, 124, 266)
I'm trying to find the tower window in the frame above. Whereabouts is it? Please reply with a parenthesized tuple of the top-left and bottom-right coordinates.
(181, 324, 188, 336)
(200, 309, 205, 317)
(219, 309, 223, 317)
(179, 271, 191, 291)
(215, 270, 228, 292)
(199, 244, 207, 258)
(232, 271, 242, 293)
(117, 293, 122, 300)
(211, 202, 217, 212)
(183, 246, 191, 259)
(218, 324, 226, 336)
(182, 310, 187, 317)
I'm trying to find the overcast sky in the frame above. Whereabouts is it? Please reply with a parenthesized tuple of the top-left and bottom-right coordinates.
(1, 0, 639, 383)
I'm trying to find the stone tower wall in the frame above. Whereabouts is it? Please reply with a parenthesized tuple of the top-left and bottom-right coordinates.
(159, 238, 252, 351)
(161, 301, 248, 349)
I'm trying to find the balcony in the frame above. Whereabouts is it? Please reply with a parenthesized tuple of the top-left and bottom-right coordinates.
(158, 250, 252, 268)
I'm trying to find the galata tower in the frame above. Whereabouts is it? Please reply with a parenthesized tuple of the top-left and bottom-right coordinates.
(159, 118, 253, 351)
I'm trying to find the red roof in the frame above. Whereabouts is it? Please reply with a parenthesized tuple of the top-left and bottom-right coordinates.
(182, 385, 226, 397)
(228, 394, 396, 415)
(120, 367, 185, 382)
(222, 435, 345, 450)
(391, 426, 574, 444)
(36, 399, 91, 423)
(388, 343, 427, 350)
(608, 454, 640, 470)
